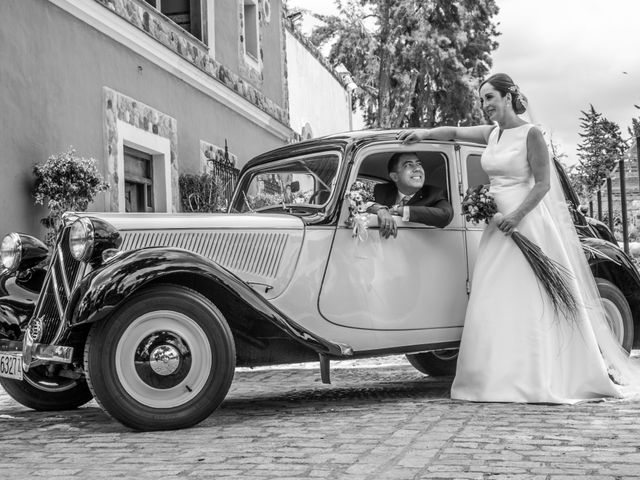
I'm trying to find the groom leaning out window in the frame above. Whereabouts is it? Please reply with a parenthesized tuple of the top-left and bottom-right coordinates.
(368, 152, 453, 239)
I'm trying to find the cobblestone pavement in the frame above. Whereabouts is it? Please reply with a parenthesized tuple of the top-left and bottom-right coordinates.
(1, 357, 640, 479)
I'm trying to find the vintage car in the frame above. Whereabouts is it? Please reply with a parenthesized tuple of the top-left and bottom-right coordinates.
(1, 130, 639, 431)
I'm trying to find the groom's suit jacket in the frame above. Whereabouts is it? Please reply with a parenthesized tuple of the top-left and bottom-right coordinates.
(373, 183, 453, 228)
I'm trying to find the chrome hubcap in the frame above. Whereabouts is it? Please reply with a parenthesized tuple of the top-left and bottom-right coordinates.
(149, 345, 181, 376)
(116, 311, 212, 408)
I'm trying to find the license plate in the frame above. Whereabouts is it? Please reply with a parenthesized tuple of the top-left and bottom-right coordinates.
(0, 353, 23, 381)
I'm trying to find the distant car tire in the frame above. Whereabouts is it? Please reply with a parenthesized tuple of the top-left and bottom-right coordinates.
(84, 284, 236, 431)
(595, 277, 634, 353)
(0, 368, 92, 411)
(406, 350, 458, 377)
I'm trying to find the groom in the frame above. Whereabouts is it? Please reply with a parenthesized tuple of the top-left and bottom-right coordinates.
(369, 152, 453, 238)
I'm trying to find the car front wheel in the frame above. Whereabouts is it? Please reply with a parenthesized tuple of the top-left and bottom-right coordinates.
(405, 279, 633, 376)
(595, 277, 634, 352)
(84, 284, 235, 431)
(0, 368, 92, 411)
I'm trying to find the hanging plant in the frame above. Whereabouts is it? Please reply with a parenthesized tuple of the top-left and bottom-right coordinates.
(33, 147, 109, 246)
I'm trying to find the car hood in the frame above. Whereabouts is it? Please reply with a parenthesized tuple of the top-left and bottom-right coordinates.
(83, 212, 304, 231)
(81, 212, 305, 299)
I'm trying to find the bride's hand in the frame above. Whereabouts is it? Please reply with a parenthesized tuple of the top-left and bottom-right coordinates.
(493, 212, 522, 235)
(396, 129, 427, 144)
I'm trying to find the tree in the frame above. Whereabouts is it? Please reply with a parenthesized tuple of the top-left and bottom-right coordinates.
(628, 104, 640, 138)
(308, 0, 500, 128)
(573, 105, 626, 202)
(548, 133, 568, 164)
(629, 105, 640, 169)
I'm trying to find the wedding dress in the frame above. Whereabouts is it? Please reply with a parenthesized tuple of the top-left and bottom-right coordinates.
(450, 123, 626, 403)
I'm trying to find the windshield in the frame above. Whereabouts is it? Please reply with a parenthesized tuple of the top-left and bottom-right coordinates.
(231, 153, 340, 214)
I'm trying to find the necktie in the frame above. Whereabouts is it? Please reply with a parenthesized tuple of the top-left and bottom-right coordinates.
(400, 195, 411, 206)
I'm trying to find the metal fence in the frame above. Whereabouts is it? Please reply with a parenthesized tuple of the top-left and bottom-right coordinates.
(591, 138, 639, 254)
(206, 147, 239, 210)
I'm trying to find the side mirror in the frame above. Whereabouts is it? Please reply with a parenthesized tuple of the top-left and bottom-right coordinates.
(290, 181, 300, 193)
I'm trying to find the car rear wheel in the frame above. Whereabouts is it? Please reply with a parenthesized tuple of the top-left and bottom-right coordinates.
(0, 367, 93, 411)
(84, 284, 235, 431)
(595, 278, 634, 352)
(406, 349, 458, 376)
(405, 280, 633, 376)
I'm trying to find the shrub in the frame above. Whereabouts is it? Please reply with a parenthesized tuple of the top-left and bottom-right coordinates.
(33, 148, 109, 246)
(179, 172, 227, 213)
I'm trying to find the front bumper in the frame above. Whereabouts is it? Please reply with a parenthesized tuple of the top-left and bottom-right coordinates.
(0, 295, 73, 372)
(0, 337, 74, 371)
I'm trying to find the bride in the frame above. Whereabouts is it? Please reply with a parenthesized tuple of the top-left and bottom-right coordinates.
(399, 73, 639, 403)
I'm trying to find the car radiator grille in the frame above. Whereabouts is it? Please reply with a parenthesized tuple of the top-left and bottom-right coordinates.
(121, 231, 288, 280)
(32, 227, 85, 344)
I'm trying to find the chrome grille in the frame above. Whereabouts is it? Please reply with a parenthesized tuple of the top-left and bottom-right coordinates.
(121, 231, 288, 279)
(32, 227, 85, 345)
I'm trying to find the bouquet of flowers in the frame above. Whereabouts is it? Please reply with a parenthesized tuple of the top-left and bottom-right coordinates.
(461, 184, 498, 224)
(346, 181, 375, 240)
(462, 185, 578, 321)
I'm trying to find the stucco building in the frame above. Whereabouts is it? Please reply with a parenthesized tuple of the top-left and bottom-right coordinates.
(0, 0, 352, 236)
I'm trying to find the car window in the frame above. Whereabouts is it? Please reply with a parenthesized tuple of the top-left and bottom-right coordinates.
(232, 153, 340, 213)
(355, 150, 451, 200)
(466, 154, 489, 187)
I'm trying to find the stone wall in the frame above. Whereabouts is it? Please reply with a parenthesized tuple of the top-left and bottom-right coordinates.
(103, 87, 179, 212)
(95, 0, 289, 125)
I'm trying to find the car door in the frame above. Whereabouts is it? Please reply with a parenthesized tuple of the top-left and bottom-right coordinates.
(318, 143, 468, 331)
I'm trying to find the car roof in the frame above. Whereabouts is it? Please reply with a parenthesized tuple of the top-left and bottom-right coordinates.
(242, 130, 395, 171)
(241, 129, 485, 174)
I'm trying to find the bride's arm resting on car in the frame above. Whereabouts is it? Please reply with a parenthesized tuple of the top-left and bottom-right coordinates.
(397, 125, 494, 145)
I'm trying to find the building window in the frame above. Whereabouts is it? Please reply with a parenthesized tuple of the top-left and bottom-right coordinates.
(115, 120, 173, 213)
(145, 0, 203, 41)
(124, 147, 155, 212)
(243, 0, 259, 63)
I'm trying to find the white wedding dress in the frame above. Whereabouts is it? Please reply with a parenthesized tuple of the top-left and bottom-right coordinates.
(450, 124, 623, 403)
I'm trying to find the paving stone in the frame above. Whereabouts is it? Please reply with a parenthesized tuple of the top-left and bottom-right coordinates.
(1, 358, 640, 479)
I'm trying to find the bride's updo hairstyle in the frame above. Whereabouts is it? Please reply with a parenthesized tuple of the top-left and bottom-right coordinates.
(480, 73, 527, 115)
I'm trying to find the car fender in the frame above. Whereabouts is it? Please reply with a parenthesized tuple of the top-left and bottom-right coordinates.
(0, 269, 36, 340)
(585, 217, 617, 244)
(583, 237, 640, 341)
(583, 237, 639, 278)
(65, 247, 349, 356)
(0, 296, 34, 340)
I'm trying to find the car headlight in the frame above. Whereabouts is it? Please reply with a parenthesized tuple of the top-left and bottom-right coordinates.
(1, 233, 22, 272)
(69, 218, 95, 261)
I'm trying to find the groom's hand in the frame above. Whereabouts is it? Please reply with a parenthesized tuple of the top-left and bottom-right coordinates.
(377, 208, 397, 239)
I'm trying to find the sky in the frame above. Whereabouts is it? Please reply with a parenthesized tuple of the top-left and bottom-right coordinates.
(286, 0, 640, 166)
